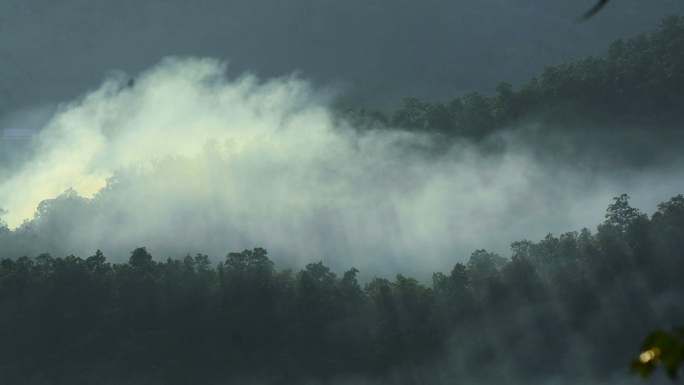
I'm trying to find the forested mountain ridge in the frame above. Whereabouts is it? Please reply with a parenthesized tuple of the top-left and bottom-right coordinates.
(343, 15, 684, 138)
(1, 14, 683, 385)
(1, 194, 683, 384)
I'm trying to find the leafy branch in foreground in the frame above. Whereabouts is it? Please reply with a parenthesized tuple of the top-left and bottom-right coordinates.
(633, 327, 684, 380)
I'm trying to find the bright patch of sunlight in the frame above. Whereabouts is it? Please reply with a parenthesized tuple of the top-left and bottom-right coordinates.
(639, 347, 661, 364)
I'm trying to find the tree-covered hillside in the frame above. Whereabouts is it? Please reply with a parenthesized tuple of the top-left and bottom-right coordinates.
(1, 194, 683, 384)
(344, 15, 684, 138)
(2, 14, 684, 385)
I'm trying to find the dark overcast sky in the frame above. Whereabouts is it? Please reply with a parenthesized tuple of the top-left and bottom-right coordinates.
(1, 0, 683, 117)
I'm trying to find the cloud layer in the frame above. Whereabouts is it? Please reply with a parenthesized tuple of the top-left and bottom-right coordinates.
(1, 57, 683, 278)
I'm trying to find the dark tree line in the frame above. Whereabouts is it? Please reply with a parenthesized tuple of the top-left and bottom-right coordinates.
(1, 194, 683, 384)
(344, 15, 684, 139)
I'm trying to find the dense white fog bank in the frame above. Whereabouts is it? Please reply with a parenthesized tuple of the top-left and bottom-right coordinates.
(1, 57, 683, 278)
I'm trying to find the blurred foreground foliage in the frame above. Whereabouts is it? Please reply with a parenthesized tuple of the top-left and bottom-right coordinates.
(633, 327, 684, 380)
(1, 194, 683, 384)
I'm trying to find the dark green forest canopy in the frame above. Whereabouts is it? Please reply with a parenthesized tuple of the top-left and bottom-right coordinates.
(1, 194, 683, 384)
(343, 15, 684, 139)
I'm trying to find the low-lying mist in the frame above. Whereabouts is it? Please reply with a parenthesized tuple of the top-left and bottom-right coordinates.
(1, 57, 683, 279)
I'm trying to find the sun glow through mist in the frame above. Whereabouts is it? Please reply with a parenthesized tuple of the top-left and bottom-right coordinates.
(0, 58, 325, 228)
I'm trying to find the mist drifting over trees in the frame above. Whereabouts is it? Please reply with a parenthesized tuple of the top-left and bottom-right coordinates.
(0, 7, 683, 385)
(1, 194, 683, 384)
